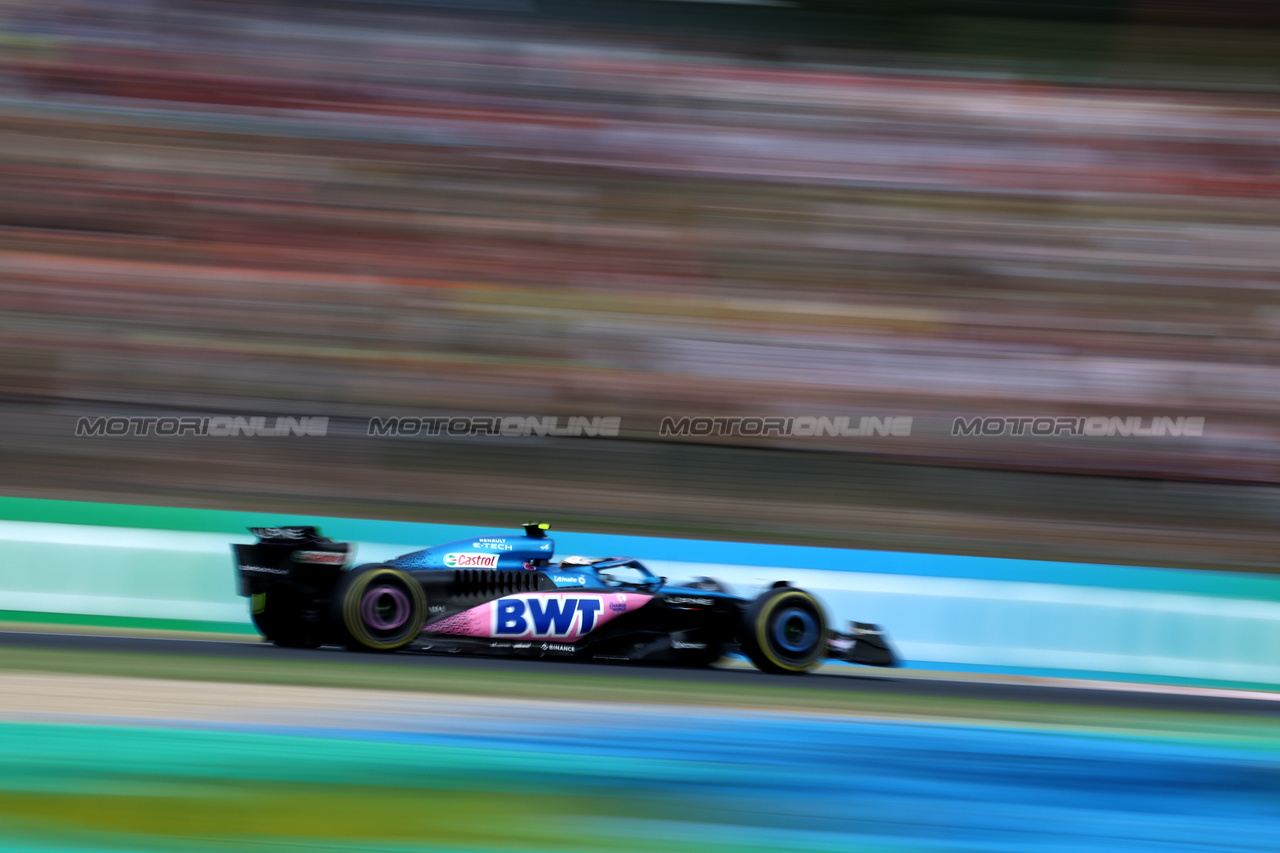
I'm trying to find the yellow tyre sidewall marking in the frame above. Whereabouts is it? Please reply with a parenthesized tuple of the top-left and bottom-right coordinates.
(343, 568, 427, 650)
(755, 590, 823, 672)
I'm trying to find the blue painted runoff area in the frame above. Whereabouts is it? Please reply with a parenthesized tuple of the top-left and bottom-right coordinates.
(3, 706, 1276, 853)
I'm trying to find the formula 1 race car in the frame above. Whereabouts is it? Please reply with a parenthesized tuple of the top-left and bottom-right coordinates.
(232, 523, 897, 674)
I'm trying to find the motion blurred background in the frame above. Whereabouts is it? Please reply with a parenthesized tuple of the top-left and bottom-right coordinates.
(3, 6, 1280, 853)
(1, 0, 1278, 572)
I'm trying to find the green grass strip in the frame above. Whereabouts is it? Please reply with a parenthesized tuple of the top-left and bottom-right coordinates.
(0, 611, 256, 635)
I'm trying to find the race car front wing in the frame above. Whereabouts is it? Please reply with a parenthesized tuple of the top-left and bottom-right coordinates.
(827, 621, 899, 667)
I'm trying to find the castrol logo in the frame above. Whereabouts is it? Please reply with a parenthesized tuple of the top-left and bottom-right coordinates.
(444, 552, 500, 569)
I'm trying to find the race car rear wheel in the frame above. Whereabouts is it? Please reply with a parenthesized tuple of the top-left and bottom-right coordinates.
(741, 587, 827, 674)
(335, 565, 427, 651)
(251, 584, 320, 648)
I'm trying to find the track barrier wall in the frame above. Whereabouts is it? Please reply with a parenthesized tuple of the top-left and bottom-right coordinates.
(1, 496, 1278, 686)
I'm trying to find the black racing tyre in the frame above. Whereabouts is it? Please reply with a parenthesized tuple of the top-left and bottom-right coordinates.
(333, 565, 427, 651)
(251, 585, 318, 648)
(740, 587, 828, 674)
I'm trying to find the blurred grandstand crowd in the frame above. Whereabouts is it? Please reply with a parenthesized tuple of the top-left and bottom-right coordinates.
(0, 0, 1277, 570)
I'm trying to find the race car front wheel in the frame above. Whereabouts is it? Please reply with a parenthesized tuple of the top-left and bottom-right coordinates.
(334, 565, 428, 651)
(741, 587, 828, 674)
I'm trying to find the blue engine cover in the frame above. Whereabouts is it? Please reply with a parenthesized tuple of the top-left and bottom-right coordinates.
(387, 533, 555, 571)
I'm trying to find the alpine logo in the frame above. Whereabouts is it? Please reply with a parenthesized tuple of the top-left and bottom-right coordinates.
(493, 595, 604, 638)
(445, 552, 500, 568)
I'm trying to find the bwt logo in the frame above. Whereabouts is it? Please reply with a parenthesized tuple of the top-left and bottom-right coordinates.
(444, 552, 500, 568)
(493, 595, 604, 638)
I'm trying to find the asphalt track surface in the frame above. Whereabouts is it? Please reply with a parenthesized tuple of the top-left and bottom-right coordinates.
(3, 629, 1276, 717)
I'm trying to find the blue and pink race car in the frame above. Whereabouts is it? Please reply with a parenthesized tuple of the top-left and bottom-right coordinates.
(233, 523, 896, 674)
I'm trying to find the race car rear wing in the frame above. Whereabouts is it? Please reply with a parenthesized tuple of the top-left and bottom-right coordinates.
(248, 526, 324, 543)
(233, 527, 352, 596)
